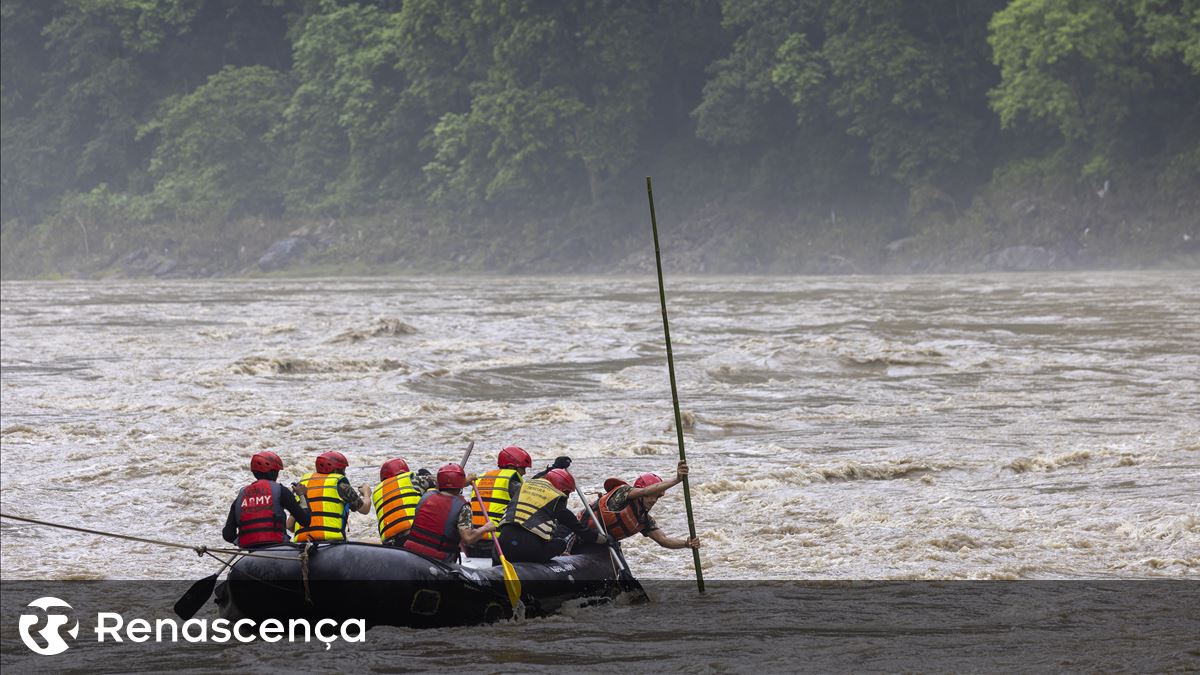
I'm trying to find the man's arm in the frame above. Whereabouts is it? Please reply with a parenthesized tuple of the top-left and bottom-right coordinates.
(530, 456, 572, 480)
(627, 460, 688, 500)
(457, 504, 497, 545)
(222, 501, 238, 544)
(646, 528, 700, 550)
(280, 487, 311, 528)
(336, 477, 372, 515)
(555, 503, 605, 544)
(412, 470, 436, 493)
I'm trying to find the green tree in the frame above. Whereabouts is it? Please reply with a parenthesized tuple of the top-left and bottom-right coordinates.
(423, 0, 707, 210)
(140, 65, 291, 219)
(696, 0, 1004, 212)
(988, 0, 1151, 177)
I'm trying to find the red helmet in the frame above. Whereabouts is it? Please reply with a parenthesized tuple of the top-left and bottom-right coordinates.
(437, 463, 466, 491)
(544, 469, 575, 494)
(603, 477, 629, 493)
(379, 458, 410, 481)
(498, 446, 532, 469)
(634, 472, 663, 489)
(315, 451, 349, 474)
(250, 451, 283, 473)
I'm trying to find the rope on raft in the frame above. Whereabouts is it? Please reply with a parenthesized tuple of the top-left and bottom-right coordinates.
(0, 512, 301, 562)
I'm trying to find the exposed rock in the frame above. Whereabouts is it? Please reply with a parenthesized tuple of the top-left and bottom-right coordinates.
(1009, 198, 1037, 216)
(258, 237, 308, 272)
(117, 248, 149, 268)
(981, 245, 1056, 271)
(885, 236, 917, 254)
(152, 258, 178, 276)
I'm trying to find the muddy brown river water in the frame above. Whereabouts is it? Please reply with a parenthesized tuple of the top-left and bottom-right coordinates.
(1, 272, 1197, 671)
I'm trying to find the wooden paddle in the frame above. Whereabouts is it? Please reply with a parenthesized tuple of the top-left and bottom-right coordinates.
(173, 553, 240, 619)
(470, 486, 523, 613)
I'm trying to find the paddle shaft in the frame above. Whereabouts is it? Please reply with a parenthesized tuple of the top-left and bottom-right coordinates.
(174, 552, 239, 619)
(471, 483, 525, 612)
(574, 486, 623, 577)
(646, 177, 704, 593)
(470, 488, 506, 558)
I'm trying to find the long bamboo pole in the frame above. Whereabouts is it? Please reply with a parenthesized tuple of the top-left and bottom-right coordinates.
(646, 176, 704, 593)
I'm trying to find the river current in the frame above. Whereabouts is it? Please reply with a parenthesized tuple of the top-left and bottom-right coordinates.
(1, 272, 1197, 671)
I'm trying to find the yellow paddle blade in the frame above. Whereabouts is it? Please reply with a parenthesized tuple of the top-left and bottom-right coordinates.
(500, 554, 522, 609)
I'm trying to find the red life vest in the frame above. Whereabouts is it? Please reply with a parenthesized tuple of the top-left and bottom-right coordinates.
(403, 491, 467, 563)
(235, 479, 287, 548)
(578, 488, 647, 541)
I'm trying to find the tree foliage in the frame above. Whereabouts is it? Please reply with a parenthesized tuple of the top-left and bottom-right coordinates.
(1, 0, 1197, 239)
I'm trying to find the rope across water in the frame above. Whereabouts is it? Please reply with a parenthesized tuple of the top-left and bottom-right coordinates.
(0, 512, 302, 562)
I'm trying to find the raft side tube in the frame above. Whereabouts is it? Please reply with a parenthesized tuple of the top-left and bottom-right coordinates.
(218, 542, 620, 628)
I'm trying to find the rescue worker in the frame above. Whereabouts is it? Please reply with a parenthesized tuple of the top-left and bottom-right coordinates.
(290, 451, 371, 542)
(404, 463, 496, 564)
(579, 460, 700, 551)
(371, 457, 436, 547)
(222, 451, 311, 548)
(494, 468, 606, 564)
(464, 445, 532, 557)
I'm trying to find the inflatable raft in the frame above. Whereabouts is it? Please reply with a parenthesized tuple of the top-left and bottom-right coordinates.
(215, 541, 627, 628)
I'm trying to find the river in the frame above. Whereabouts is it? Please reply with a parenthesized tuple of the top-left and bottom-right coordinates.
(1, 272, 1197, 670)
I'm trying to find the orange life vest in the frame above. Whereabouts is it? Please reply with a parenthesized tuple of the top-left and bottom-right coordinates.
(372, 471, 422, 543)
(470, 468, 521, 541)
(293, 472, 348, 542)
(579, 488, 648, 541)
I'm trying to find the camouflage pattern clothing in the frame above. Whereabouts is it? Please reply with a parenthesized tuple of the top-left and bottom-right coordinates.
(334, 475, 365, 511)
(599, 485, 659, 536)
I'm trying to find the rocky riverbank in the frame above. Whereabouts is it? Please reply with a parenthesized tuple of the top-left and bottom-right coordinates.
(2, 194, 1196, 280)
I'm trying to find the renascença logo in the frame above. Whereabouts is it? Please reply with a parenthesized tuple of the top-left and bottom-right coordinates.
(18, 597, 79, 656)
(15, 596, 366, 655)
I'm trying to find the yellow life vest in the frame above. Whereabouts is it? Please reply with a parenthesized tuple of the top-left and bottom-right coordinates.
(470, 468, 521, 541)
(371, 471, 422, 542)
(294, 472, 347, 542)
(505, 478, 564, 541)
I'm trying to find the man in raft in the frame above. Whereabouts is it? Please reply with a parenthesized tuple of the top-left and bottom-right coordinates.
(464, 445, 532, 557)
(222, 451, 311, 548)
(466, 446, 576, 557)
(404, 463, 497, 564)
(290, 451, 371, 542)
(579, 460, 700, 551)
(371, 457, 436, 547)
(494, 468, 608, 564)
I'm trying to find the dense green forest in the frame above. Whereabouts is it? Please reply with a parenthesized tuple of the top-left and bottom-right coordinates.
(2, 0, 1197, 277)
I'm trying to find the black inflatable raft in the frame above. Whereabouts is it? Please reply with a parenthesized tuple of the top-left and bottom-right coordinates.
(215, 541, 624, 628)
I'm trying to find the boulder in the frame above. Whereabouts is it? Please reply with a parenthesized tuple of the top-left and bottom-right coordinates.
(982, 245, 1056, 271)
(258, 237, 308, 272)
(152, 258, 178, 276)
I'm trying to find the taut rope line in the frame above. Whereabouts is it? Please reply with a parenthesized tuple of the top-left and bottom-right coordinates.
(0, 512, 297, 561)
